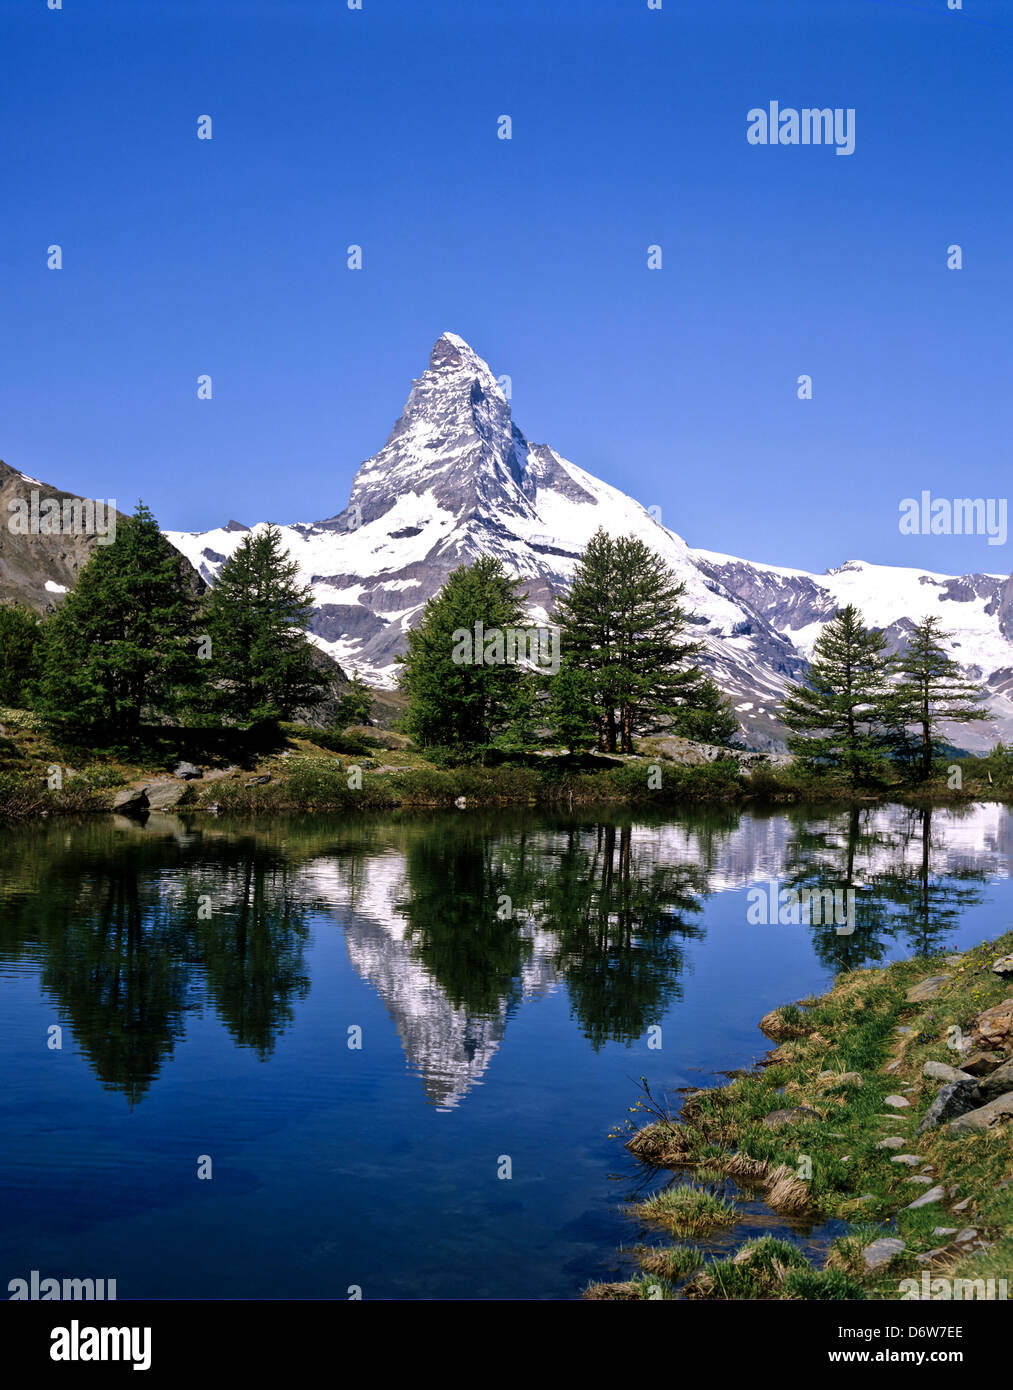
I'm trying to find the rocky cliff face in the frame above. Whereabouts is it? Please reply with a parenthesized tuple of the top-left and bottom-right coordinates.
(0, 460, 125, 614)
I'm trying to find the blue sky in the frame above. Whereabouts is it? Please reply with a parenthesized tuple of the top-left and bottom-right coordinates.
(3, 0, 1012, 575)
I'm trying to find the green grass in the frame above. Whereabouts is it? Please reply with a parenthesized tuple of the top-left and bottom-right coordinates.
(633, 1244, 704, 1281)
(634, 1183, 738, 1235)
(617, 929, 1013, 1299)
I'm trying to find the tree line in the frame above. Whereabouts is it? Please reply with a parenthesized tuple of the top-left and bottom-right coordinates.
(0, 502, 370, 742)
(780, 603, 992, 783)
(397, 527, 737, 756)
(0, 506, 996, 780)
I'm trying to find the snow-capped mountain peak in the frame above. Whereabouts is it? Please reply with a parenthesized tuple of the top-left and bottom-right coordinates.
(163, 335, 1013, 751)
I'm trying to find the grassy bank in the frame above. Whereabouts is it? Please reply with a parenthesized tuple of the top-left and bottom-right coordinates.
(4, 704, 1013, 821)
(591, 932, 1013, 1300)
(0, 707, 745, 819)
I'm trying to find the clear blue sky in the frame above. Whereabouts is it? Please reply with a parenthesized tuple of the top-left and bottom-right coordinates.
(3, 0, 1012, 575)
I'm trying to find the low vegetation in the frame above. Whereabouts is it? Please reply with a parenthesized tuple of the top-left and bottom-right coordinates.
(593, 931, 1013, 1299)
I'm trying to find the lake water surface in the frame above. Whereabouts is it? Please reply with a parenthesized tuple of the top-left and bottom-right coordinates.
(2, 802, 1012, 1299)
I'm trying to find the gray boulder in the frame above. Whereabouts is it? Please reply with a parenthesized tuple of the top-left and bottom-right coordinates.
(975, 1058, 1013, 1103)
(862, 1238, 905, 1271)
(111, 785, 149, 814)
(144, 780, 187, 810)
(173, 762, 203, 780)
(905, 1184, 945, 1210)
(946, 1090, 1013, 1135)
(922, 1060, 973, 1084)
(762, 1106, 820, 1128)
(916, 1081, 980, 1133)
(906, 976, 948, 1003)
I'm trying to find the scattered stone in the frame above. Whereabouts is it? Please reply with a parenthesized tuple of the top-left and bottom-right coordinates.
(922, 1060, 973, 1083)
(862, 1237, 906, 1271)
(905, 1176, 934, 1185)
(245, 775, 271, 786)
(173, 762, 203, 780)
(111, 785, 149, 814)
(992, 954, 1013, 978)
(946, 1090, 1013, 1134)
(762, 1106, 821, 1128)
(972, 998, 1013, 1050)
(876, 1137, 905, 1149)
(932, 1227, 958, 1237)
(961, 1051, 1005, 1077)
(884, 1095, 911, 1108)
(906, 976, 949, 1003)
(896, 1026, 913, 1035)
(905, 1185, 945, 1209)
(454, 796, 469, 810)
(915, 1081, 980, 1133)
(891, 1154, 925, 1166)
(883, 1060, 902, 1073)
(144, 780, 187, 810)
(974, 1058, 1013, 1103)
(955, 1228, 978, 1244)
(817, 1070, 863, 1087)
(916, 1247, 955, 1264)
(953, 1197, 972, 1211)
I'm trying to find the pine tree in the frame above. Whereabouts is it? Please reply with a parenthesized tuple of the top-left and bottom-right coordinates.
(335, 670, 374, 729)
(545, 660, 596, 755)
(0, 601, 41, 708)
(201, 525, 327, 726)
(780, 604, 891, 784)
(889, 615, 992, 780)
(553, 529, 705, 753)
(670, 675, 739, 746)
(37, 502, 200, 738)
(397, 557, 528, 750)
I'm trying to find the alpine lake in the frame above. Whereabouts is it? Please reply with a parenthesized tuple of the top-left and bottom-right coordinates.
(2, 800, 1011, 1299)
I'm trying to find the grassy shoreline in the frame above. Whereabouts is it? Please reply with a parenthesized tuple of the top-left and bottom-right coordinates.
(4, 708, 1013, 821)
(591, 933, 1013, 1300)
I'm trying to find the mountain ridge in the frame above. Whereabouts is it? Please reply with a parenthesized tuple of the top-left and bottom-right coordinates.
(5, 335, 1013, 751)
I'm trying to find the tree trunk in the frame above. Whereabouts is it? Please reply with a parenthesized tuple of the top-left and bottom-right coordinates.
(620, 702, 633, 754)
(605, 707, 617, 754)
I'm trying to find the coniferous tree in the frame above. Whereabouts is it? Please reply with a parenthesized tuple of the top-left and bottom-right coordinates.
(545, 660, 597, 755)
(0, 601, 41, 708)
(780, 604, 891, 784)
(553, 529, 706, 753)
(335, 670, 373, 728)
(37, 502, 200, 738)
(201, 525, 327, 726)
(889, 615, 992, 780)
(397, 557, 529, 750)
(669, 675, 739, 746)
